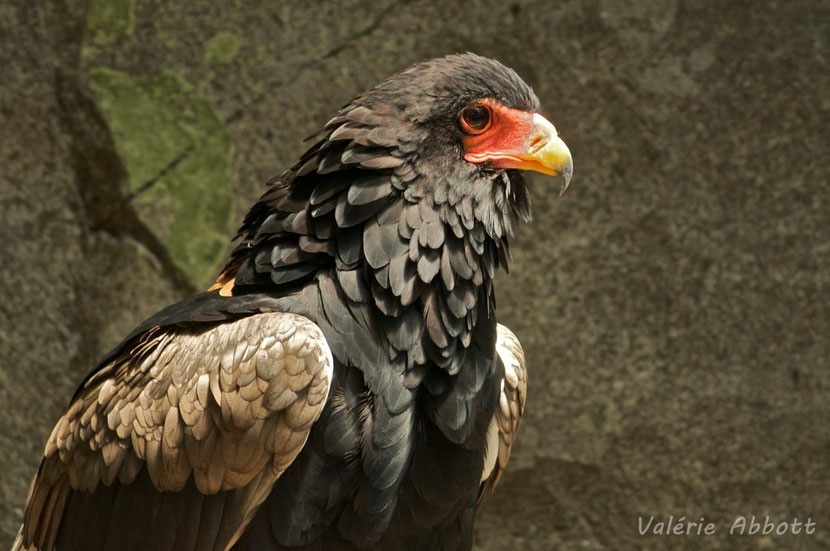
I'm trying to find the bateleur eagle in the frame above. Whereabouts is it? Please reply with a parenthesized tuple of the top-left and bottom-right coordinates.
(15, 53, 573, 551)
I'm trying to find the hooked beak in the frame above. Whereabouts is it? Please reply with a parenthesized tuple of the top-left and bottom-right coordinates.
(520, 114, 573, 195)
(464, 112, 573, 195)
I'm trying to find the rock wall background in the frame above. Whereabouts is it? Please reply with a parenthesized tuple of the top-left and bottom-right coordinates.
(0, 1, 826, 549)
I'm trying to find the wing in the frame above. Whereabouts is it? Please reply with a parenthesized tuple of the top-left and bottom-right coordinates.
(478, 323, 527, 503)
(16, 311, 333, 551)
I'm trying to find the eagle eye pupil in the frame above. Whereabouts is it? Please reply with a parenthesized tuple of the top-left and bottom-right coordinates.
(461, 105, 491, 133)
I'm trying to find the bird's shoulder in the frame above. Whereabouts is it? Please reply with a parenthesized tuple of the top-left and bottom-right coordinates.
(479, 323, 527, 502)
(57, 307, 333, 493)
(19, 295, 334, 550)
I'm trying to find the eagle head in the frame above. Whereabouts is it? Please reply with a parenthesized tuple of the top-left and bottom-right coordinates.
(316, 53, 573, 242)
(222, 53, 573, 379)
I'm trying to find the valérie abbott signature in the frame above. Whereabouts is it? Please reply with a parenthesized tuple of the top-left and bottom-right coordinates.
(638, 515, 816, 536)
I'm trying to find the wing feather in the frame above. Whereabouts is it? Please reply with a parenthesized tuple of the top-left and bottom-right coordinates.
(478, 323, 527, 503)
(17, 311, 333, 551)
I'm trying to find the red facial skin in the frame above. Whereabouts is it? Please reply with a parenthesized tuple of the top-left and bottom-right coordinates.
(462, 99, 537, 168)
(461, 99, 568, 178)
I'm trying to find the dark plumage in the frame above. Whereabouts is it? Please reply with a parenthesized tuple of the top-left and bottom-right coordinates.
(16, 53, 572, 551)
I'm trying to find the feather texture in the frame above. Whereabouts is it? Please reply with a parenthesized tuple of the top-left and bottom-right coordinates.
(19, 312, 333, 551)
(478, 325, 527, 503)
(18, 52, 543, 551)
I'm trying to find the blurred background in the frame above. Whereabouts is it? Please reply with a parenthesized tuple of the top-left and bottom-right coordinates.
(0, 1, 827, 549)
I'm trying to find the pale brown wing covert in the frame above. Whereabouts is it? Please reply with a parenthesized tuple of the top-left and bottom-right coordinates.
(479, 323, 527, 502)
(17, 312, 333, 551)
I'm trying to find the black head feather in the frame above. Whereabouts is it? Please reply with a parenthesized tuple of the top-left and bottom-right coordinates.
(84, 55, 547, 545)
(222, 54, 540, 417)
(333, 53, 537, 237)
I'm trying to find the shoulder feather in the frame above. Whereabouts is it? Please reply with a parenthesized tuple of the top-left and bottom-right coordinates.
(19, 312, 333, 551)
(479, 323, 526, 502)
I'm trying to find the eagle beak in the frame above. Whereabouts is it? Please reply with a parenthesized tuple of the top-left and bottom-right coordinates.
(462, 103, 574, 194)
(465, 111, 574, 195)
(514, 114, 573, 195)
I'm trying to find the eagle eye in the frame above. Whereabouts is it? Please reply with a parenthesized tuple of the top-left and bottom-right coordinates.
(459, 104, 492, 135)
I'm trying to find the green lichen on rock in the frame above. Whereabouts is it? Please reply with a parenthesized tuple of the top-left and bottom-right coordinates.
(84, 0, 134, 48)
(204, 31, 241, 64)
(87, 68, 235, 288)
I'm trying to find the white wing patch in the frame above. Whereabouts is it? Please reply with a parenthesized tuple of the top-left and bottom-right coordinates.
(20, 312, 333, 551)
(45, 312, 334, 494)
(479, 324, 527, 498)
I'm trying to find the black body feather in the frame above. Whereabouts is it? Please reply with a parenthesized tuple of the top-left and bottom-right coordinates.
(32, 53, 538, 551)
(228, 54, 534, 549)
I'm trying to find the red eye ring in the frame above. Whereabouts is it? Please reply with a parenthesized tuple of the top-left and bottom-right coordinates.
(459, 104, 492, 135)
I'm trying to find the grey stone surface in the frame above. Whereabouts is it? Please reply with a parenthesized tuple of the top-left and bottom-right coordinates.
(0, 1, 826, 549)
